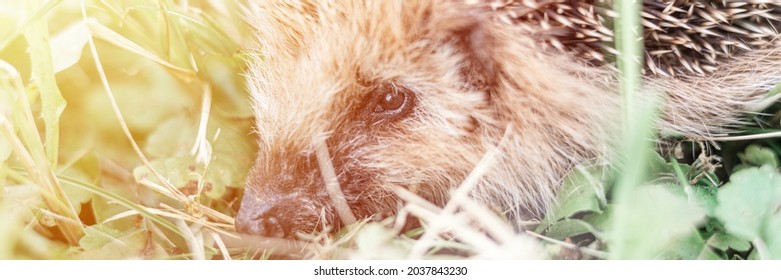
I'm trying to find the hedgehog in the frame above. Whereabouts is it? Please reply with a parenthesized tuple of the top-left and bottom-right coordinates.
(234, 0, 781, 239)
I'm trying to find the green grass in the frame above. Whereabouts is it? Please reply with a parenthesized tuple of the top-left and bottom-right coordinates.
(1, 0, 780, 260)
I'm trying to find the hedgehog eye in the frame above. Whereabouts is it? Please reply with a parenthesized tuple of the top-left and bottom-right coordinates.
(374, 89, 405, 112)
(368, 85, 415, 125)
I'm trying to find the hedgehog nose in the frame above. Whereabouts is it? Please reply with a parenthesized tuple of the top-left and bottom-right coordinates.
(235, 195, 286, 238)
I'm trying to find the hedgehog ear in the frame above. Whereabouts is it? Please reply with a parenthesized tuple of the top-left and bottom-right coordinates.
(449, 17, 499, 92)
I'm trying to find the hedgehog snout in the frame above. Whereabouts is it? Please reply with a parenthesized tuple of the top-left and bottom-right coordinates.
(234, 193, 288, 238)
(236, 152, 335, 238)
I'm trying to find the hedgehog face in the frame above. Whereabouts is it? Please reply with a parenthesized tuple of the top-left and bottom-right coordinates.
(236, 1, 500, 238)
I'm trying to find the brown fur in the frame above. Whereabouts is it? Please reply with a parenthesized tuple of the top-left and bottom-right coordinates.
(235, 0, 778, 238)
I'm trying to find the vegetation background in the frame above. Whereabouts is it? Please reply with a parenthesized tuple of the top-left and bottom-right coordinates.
(0, 0, 779, 259)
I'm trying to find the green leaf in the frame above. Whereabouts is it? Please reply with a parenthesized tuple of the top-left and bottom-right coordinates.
(690, 185, 718, 217)
(714, 166, 780, 241)
(738, 144, 779, 168)
(662, 183, 718, 217)
(23, 0, 67, 166)
(75, 229, 168, 260)
(715, 166, 781, 259)
(582, 206, 613, 240)
(138, 114, 255, 200)
(58, 154, 101, 214)
(49, 22, 90, 73)
(133, 154, 230, 200)
(609, 185, 706, 259)
(134, 155, 197, 191)
(707, 233, 752, 252)
(143, 117, 197, 158)
(748, 249, 760, 260)
(79, 224, 125, 250)
(538, 165, 605, 231)
(765, 214, 781, 259)
(543, 219, 594, 240)
(658, 230, 720, 260)
(648, 151, 673, 175)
